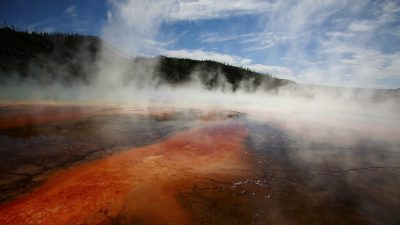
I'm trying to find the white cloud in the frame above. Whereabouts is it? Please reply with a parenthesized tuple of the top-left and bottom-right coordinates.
(108, 0, 276, 27)
(246, 64, 294, 78)
(348, 20, 377, 32)
(103, 0, 281, 55)
(240, 58, 253, 65)
(242, 32, 288, 51)
(107, 11, 113, 21)
(296, 39, 400, 87)
(256, 0, 400, 88)
(378, 0, 400, 24)
(326, 32, 355, 39)
(102, 0, 400, 87)
(199, 31, 287, 51)
(345, 1, 400, 33)
(64, 5, 77, 17)
(165, 49, 243, 65)
(165, 0, 278, 21)
(199, 33, 248, 43)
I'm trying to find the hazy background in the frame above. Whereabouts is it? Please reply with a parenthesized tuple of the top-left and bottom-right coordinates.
(0, 0, 398, 128)
(1, 0, 399, 88)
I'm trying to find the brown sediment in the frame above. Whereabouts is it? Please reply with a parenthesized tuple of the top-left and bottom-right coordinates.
(0, 104, 113, 129)
(0, 102, 229, 129)
(0, 103, 250, 205)
(0, 104, 390, 224)
(0, 122, 253, 225)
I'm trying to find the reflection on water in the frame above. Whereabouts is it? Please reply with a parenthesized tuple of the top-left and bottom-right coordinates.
(0, 103, 399, 225)
(0, 109, 196, 202)
(246, 118, 400, 225)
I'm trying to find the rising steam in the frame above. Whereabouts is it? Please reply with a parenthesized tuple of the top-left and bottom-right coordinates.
(0, 0, 398, 136)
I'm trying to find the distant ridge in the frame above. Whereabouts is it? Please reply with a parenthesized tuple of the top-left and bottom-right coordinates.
(0, 26, 398, 102)
(0, 26, 293, 92)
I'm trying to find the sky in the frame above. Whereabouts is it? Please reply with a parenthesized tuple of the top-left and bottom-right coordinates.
(1, 0, 400, 88)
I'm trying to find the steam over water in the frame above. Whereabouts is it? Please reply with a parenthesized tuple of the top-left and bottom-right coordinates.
(0, 27, 399, 223)
(0, 102, 398, 225)
(0, 1, 399, 224)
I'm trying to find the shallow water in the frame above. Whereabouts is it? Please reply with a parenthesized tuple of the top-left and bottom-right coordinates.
(0, 103, 399, 225)
(245, 120, 400, 225)
(0, 107, 197, 203)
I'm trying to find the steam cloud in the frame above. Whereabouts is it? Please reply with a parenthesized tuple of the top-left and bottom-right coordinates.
(0, 0, 399, 133)
(0, 2, 399, 224)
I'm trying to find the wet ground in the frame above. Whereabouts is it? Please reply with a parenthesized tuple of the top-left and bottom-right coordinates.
(0, 103, 399, 225)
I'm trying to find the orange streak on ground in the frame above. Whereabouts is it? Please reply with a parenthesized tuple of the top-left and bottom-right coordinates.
(0, 122, 253, 225)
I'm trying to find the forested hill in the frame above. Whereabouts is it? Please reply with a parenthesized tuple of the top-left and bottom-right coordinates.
(0, 27, 293, 92)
